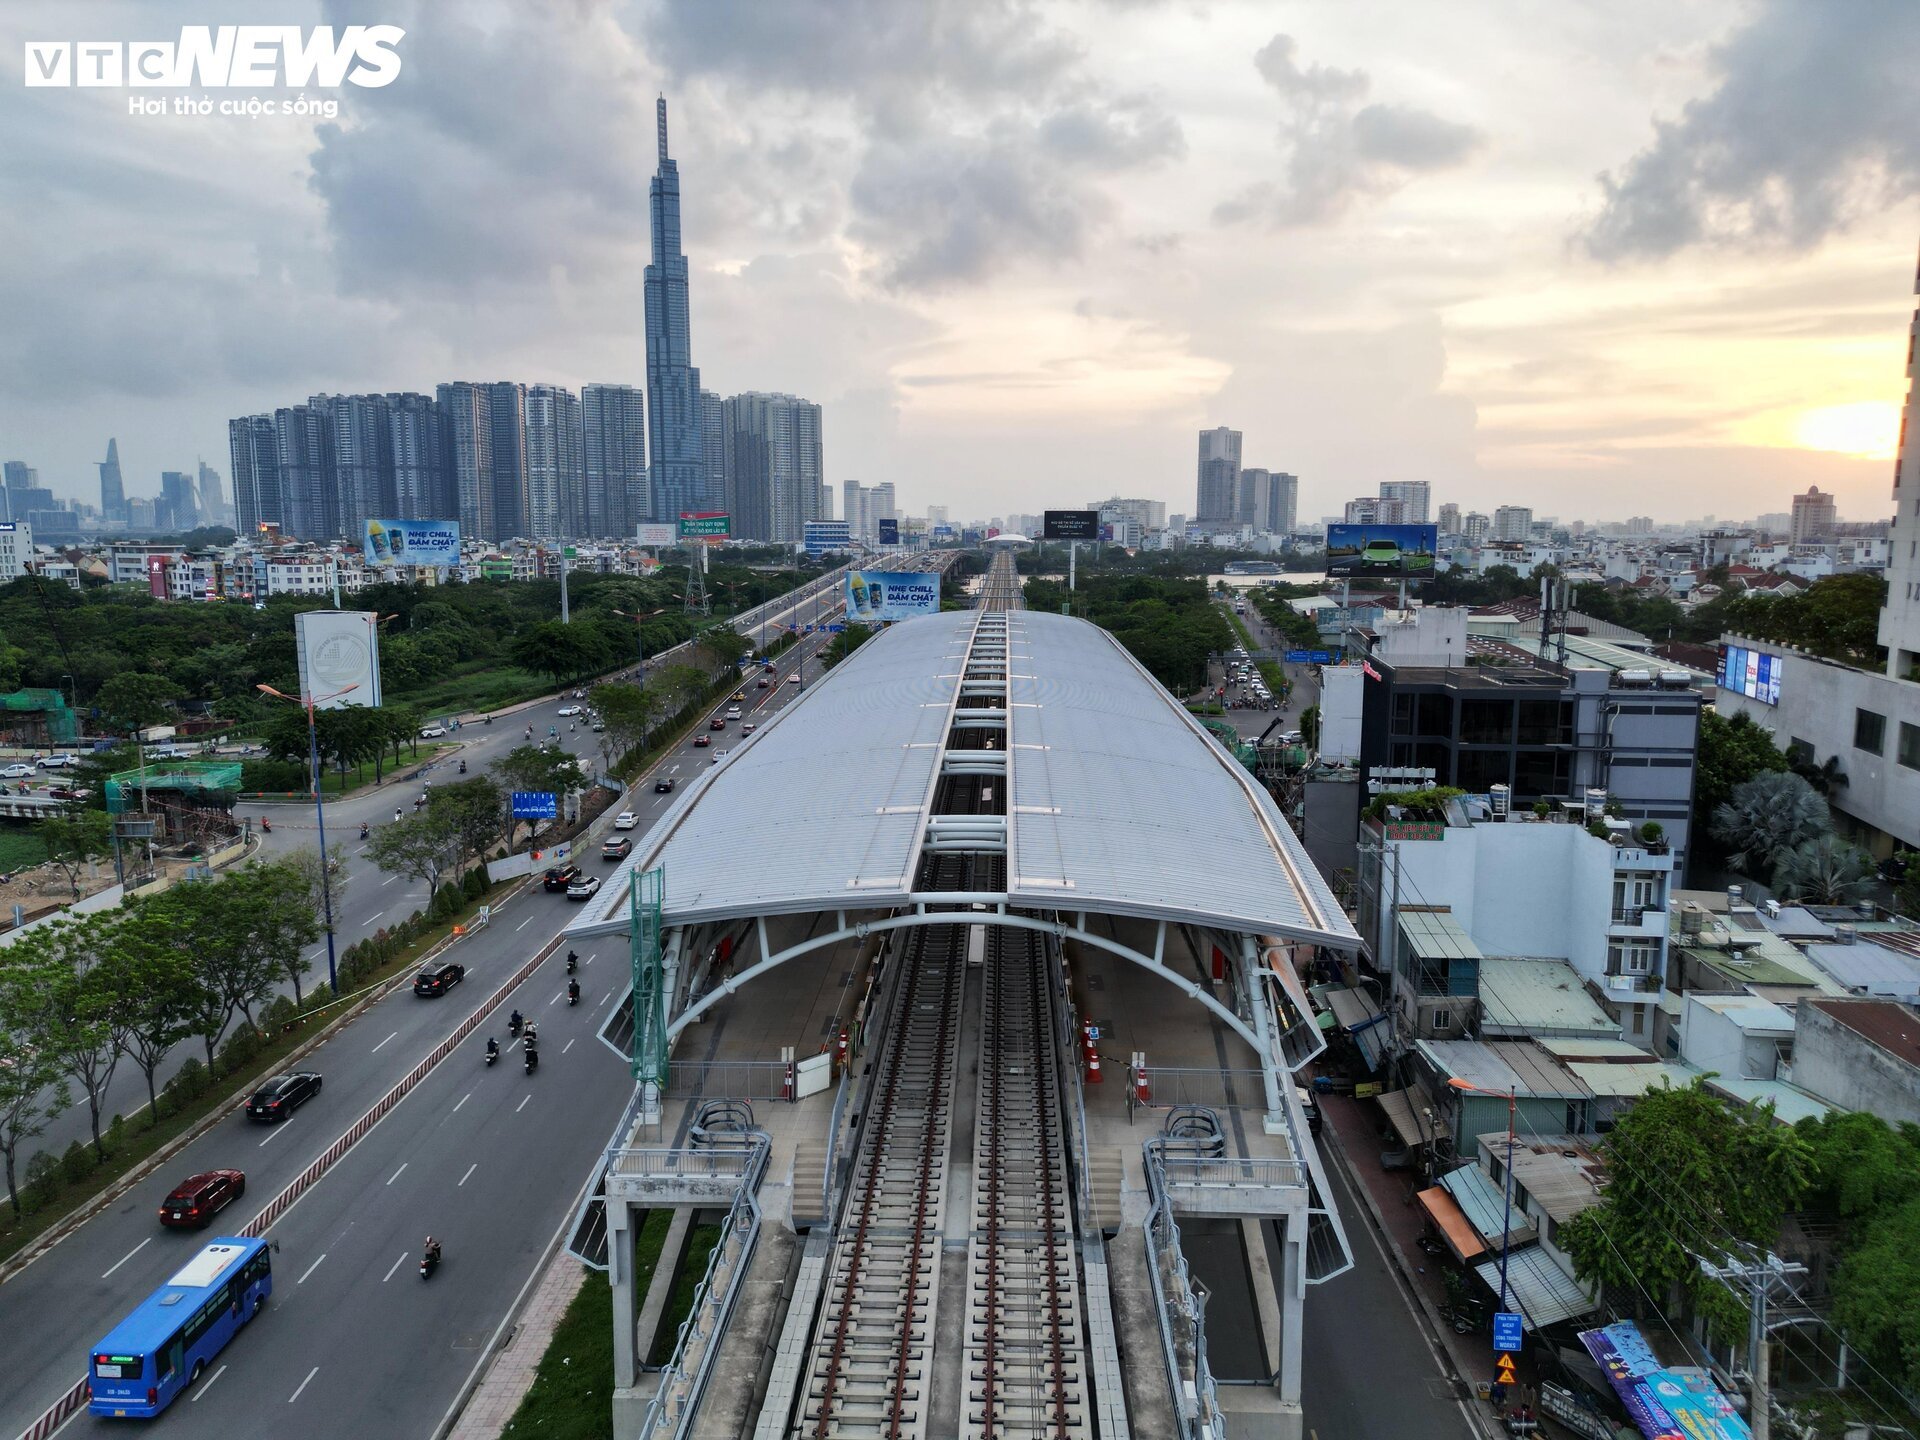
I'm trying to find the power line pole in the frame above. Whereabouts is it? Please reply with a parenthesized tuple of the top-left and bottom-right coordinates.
(1698, 1250, 1806, 1440)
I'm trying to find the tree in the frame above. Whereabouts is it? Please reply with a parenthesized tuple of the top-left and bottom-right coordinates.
(1300, 704, 1321, 751)
(36, 809, 111, 898)
(0, 961, 69, 1216)
(220, 863, 321, 1023)
(98, 918, 198, 1118)
(1692, 710, 1790, 837)
(15, 917, 122, 1159)
(425, 777, 507, 872)
(511, 621, 601, 685)
(1892, 850, 1920, 920)
(691, 625, 750, 674)
(94, 671, 183, 737)
(365, 811, 462, 897)
(1771, 835, 1875, 905)
(283, 845, 350, 995)
(1711, 770, 1831, 878)
(589, 682, 665, 764)
(819, 623, 874, 670)
(137, 879, 280, 1068)
(1559, 1079, 1811, 1335)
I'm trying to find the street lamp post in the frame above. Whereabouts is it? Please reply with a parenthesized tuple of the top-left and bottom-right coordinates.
(1448, 1076, 1518, 1316)
(258, 680, 357, 995)
(613, 608, 667, 680)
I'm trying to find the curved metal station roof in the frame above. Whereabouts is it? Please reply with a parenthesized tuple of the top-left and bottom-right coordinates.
(568, 609, 1356, 947)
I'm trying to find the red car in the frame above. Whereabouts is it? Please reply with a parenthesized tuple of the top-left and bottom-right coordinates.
(159, 1169, 245, 1228)
(708, 717, 726, 731)
(693, 734, 711, 748)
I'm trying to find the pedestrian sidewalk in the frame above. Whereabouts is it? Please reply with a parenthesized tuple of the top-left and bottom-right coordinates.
(447, 1249, 587, 1439)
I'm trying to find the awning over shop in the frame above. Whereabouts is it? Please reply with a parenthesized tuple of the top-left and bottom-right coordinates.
(1415, 1187, 1487, 1262)
(1323, 985, 1390, 1070)
(1374, 1086, 1437, 1150)
(1472, 1247, 1596, 1330)
(1440, 1163, 1538, 1250)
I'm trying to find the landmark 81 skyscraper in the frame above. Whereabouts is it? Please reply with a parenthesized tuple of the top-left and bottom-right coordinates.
(644, 96, 705, 528)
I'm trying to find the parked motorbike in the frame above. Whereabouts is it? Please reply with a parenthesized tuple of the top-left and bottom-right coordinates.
(1437, 1303, 1482, 1335)
(1415, 1234, 1447, 1258)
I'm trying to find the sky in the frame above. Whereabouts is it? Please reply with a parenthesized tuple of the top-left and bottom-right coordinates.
(5, 0, 1920, 527)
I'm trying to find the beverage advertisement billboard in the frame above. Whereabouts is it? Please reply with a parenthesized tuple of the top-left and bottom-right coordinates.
(1043, 509, 1099, 540)
(364, 518, 460, 568)
(1325, 523, 1439, 578)
(845, 570, 940, 622)
(635, 523, 678, 547)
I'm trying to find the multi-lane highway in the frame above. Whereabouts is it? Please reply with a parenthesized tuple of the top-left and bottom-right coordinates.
(0, 610, 845, 1440)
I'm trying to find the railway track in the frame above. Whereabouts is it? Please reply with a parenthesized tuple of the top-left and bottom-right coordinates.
(795, 921, 966, 1439)
(976, 551, 1022, 612)
(964, 925, 1088, 1439)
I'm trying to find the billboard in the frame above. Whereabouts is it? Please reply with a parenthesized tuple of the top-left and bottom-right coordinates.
(294, 610, 383, 710)
(1580, 1321, 1751, 1440)
(930, 524, 957, 543)
(1044, 509, 1098, 540)
(1717, 644, 1781, 705)
(1325, 523, 1439, 578)
(877, 517, 899, 545)
(365, 518, 460, 569)
(846, 570, 940, 622)
(635, 523, 678, 547)
(678, 512, 731, 539)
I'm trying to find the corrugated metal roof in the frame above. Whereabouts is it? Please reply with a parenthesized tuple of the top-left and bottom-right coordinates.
(1477, 958, 1620, 1039)
(1472, 1247, 1596, 1329)
(1440, 1163, 1536, 1247)
(1565, 1060, 1695, 1098)
(1418, 1040, 1592, 1099)
(567, 609, 1357, 947)
(1398, 909, 1484, 961)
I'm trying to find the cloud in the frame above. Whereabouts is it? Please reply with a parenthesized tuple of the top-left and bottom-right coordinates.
(1220, 34, 1483, 227)
(646, 0, 1183, 288)
(1581, 0, 1920, 260)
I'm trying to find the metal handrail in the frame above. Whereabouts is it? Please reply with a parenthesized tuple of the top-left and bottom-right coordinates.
(635, 1134, 769, 1440)
(1142, 1143, 1227, 1440)
(606, 1147, 760, 1179)
(1158, 1155, 1306, 1190)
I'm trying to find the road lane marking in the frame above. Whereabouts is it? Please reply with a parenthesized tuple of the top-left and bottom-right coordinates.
(453, 1091, 471, 1113)
(458, 1163, 477, 1187)
(382, 1252, 408, 1283)
(549, 992, 562, 1006)
(386, 1162, 408, 1186)
(297, 1253, 327, 1284)
(289, 1366, 319, 1403)
(516, 1095, 532, 1113)
(102, 1237, 149, 1279)
(516, 914, 534, 932)
(382, 874, 398, 886)
(259, 1122, 288, 1147)
(361, 912, 384, 926)
(371, 1030, 399, 1053)
(190, 1364, 228, 1401)
(563, 1038, 576, 1054)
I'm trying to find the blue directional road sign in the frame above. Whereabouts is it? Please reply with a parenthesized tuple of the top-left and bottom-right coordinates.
(1492, 1311, 1524, 1353)
(511, 791, 558, 820)
(1285, 649, 1335, 664)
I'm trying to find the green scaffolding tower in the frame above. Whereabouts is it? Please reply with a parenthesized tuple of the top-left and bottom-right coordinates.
(630, 866, 669, 1090)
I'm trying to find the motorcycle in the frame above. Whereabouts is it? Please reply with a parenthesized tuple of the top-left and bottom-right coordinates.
(524, 1046, 539, 1075)
(458, 760, 467, 774)
(1437, 1303, 1482, 1335)
(259, 816, 271, 833)
(567, 980, 579, 1006)
(1415, 1234, 1447, 1258)
(485, 1039, 499, 1067)
(566, 951, 578, 974)
(419, 1248, 440, 1280)
(359, 823, 370, 840)
(508, 1011, 523, 1037)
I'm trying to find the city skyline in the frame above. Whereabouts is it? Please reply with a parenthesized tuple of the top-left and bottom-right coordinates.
(6, 3, 1920, 525)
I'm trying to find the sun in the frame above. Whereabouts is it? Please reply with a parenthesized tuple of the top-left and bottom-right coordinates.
(1793, 401, 1901, 460)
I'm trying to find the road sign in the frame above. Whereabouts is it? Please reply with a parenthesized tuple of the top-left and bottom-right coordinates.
(1087, 1025, 1101, 1040)
(511, 791, 558, 820)
(1494, 1311, 1524, 1357)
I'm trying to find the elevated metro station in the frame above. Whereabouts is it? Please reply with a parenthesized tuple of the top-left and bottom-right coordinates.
(566, 558, 1361, 1440)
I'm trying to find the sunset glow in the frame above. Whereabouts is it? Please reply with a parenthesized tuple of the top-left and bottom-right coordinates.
(1792, 401, 1902, 460)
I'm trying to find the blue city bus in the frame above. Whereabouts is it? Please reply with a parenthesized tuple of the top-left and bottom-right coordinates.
(88, 1237, 272, 1418)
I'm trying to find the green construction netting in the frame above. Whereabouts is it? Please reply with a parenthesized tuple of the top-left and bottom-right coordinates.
(0, 688, 79, 743)
(105, 760, 243, 814)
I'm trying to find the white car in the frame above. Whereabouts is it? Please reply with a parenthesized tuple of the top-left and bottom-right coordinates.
(419, 725, 445, 738)
(0, 763, 33, 780)
(556, 705, 583, 717)
(710, 750, 727, 764)
(38, 753, 78, 769)
(726, 707, 742, 720)
(613, 811, 638, 830)
(788, 673, 801, 685)
(566, 874, 602, 900)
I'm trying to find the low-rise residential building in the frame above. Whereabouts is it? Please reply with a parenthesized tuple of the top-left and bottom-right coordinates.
(1790, 997, 1920, 1125)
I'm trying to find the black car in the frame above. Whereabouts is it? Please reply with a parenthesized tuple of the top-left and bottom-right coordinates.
(654, 777, 676, 794)
(543, 864, 582, 892)
(247, 1072, 322, 1122)
(413, 960, 466, 996)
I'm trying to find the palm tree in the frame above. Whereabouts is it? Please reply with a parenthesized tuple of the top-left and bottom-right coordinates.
(1711, 771, 1830, 877)
(1772, 835, 1875, 906)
